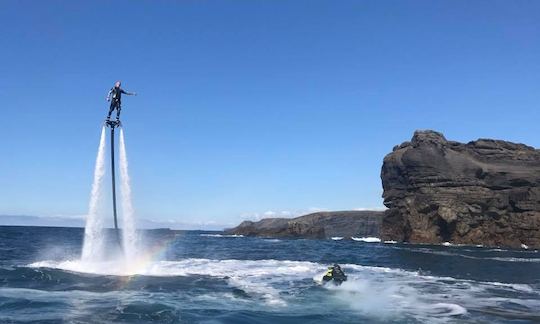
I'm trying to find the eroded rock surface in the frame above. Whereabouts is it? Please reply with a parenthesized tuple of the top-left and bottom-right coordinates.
(381, 130, 540, 248)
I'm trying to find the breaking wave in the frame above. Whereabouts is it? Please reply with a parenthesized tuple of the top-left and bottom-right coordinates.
(199, 234, 244, 238)
(351, 237, 381, 243)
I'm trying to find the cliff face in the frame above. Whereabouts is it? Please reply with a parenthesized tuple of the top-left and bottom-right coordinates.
(226, 211, 384, 239)
(381, 130, 540, 248)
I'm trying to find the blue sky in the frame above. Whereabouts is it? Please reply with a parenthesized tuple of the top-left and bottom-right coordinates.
(1, 1, 539, 228)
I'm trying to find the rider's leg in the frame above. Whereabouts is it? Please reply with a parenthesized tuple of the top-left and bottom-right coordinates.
(107, 101, 116, 120)
(116, 103, 122, 120)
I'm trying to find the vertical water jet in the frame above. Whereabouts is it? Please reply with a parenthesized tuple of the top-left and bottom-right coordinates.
(82, 119, 138, 262)
(82, 127, 107, 261)
(119, 128, 137, 259)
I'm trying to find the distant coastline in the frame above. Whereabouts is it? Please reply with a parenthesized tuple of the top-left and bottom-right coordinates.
(226, 210, 383, 239)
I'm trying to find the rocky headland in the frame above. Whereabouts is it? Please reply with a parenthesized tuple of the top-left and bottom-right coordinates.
(381, 130, 540, 248)
(225, 210, 383, 239)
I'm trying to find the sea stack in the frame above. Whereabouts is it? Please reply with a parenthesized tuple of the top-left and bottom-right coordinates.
(381, 130, 540, 248)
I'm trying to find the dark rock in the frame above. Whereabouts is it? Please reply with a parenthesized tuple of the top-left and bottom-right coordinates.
(225, 211, 384, 239)
(381, 130, 540, 248)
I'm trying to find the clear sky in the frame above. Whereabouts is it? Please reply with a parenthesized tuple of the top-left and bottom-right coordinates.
(1, 1, 539, 228)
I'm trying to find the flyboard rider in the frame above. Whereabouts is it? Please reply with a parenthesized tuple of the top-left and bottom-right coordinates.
(106, 81, 136, 121)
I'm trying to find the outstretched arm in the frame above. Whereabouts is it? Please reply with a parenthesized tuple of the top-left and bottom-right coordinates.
(121, 89, 137, 96)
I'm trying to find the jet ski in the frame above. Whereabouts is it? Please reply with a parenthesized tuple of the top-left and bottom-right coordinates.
(322, 263, 347, 285)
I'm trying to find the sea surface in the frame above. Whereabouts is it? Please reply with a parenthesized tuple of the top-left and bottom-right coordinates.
(0, 226, 539, 323)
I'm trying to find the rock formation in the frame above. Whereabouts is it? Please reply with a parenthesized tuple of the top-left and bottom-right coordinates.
(226, 210, 383, 239)
(381, 130, 540, 248)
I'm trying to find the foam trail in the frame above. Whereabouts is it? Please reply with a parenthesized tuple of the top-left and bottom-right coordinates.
(119, 128, 138, 259)
(81, 127, 107, 261)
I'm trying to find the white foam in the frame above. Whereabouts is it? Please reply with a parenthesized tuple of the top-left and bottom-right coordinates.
(384, 240, 398, 244)
(521, 244, 529, 249)
(29, 258, 318, 306)
(386, 246, 540, 263)
(263, 239, 281, 243)
(331, 237, 343, 240)
(488, 257, 540, 263)
(200, 234, 244, 238)
(352, 237, 381, 243)
(485, 282, 534, 293)
(427, 303, 467, 317)
(321, 268, 469, 321)
(27, 258, 539, 320)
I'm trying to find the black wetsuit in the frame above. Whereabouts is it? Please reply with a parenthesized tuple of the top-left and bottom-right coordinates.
(107, 86, 131, 120)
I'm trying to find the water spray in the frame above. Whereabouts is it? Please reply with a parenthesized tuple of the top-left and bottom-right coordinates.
(119, 128, 137, 259)
(81, 127, 107, 261)
(105, 119, 122, 248)
(81, 119, 138, 262)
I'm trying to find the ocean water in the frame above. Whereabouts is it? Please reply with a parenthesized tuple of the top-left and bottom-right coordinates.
(0, 226, 539, 323)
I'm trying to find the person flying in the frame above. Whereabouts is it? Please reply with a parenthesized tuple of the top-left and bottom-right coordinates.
(106, 81, 136, 121)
